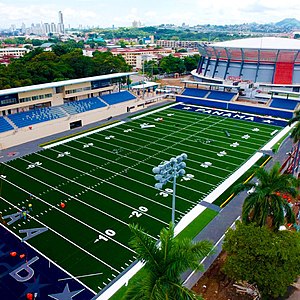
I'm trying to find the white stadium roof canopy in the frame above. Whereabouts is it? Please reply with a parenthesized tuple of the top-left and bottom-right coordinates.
(209, 37, 300, 50)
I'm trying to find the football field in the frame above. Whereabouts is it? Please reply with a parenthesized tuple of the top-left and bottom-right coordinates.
(0, 103, 285, 295)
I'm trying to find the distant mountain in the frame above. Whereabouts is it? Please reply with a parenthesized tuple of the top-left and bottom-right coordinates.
(275, 18, 300, 28)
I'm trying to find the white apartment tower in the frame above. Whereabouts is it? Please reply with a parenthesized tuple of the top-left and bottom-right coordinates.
(57, 11, 65, 34)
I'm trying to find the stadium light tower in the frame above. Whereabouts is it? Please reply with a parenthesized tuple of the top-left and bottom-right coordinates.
(152, 153, 188, 224)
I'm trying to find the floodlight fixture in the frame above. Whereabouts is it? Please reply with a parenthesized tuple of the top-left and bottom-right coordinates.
(153, 153, 188, 224)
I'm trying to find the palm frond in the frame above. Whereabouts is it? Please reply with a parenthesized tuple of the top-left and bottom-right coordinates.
(128, 224, 161, 270)
(288, 110, 300, 126)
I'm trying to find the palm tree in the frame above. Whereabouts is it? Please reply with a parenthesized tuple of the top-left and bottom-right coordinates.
(233, 163, 298, 231)
(288, 110, 300, 175)
(123, 223, 212, 300)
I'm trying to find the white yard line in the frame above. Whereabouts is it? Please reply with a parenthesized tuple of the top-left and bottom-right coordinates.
(94, 126, 240, 171)
(58, 272, 104, 281)
(43, 121, 126, 149)
(107, 127, 247, 164)
(0, 222, 97, 295)
(0, 195, 120, 274)
(3, 162, 140, 251)
(136, 115, 271, 150)
(145, 109, 276, 136)
(62, 142, 206, 204)
(35, 152, 177, 221)
(83, 135, 226, 181)
(45, 148, 190, 210)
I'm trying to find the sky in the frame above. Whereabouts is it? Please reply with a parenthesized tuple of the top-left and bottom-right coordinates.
(0, 0, 300, 29)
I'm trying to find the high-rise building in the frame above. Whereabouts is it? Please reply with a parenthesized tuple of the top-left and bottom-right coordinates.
(50, 22, 57, 33)
(21, 23, 26, 34)
(44, 23, 50, 34)
(57, 11, 64, 33)
(58, 11, 63, 24)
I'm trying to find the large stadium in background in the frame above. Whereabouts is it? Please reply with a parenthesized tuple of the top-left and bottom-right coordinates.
(196, 37, 300, 85)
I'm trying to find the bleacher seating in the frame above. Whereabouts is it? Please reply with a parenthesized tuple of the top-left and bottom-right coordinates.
(181, 88, 209, 98)
(269, 98, 299, 110)
(62, 97, 107, 115)
(0, 116, 14, 133)
(8, 107, 66, 128)
(99, 91, 136, 105)
(206, 91, 236, 101)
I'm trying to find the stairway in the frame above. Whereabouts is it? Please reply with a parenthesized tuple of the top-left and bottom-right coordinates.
(4, 115, 17, 129)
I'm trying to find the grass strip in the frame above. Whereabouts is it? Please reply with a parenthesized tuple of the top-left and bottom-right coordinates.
(214, 155, 271, 208)
(176, 208, 218, 240)
(272, 129, 292, 153)
(39, 120, 117, 147)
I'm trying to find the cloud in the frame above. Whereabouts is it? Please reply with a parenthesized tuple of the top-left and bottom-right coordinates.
(0, 0, 300, 28)
(240, 1, 277, 13)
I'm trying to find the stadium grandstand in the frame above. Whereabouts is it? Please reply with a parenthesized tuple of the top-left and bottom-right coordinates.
(176, 81, 300, 120)
(195, 37, 300, 86)
(0, 72, 170, 149)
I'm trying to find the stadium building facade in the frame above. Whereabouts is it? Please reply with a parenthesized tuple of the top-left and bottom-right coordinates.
(196, 37, 300, 85)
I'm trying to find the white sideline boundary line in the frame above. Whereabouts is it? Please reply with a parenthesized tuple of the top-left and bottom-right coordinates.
(95, 261, 144, 300)
(131, 102, 180, 120)
(0, 202, 97, 295)
(262, 122, 295, 151)
(174, 123, 290, 236)
(94, 106, 292, 300)
(174, 152, 263, 236)
(43, 121, 125, 149)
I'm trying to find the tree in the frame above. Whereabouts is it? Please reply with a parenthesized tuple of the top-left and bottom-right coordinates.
(288, 110, 300, 175)
(143, 60, 160, 78)
(184, 55, 200, 72)
(123, 223, 212, 300)
(159, 55, 186, 75)
(233, 162, 298, 231)
(223, 221, 300, 298)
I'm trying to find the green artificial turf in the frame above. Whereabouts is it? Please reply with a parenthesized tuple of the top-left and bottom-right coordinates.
(176, 208, 218, 240)
(0, 105, 283, 295)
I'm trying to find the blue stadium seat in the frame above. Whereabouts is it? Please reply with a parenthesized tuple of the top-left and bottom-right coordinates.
(8, 107, 67, 128)
(269, 98, 299, 110)
(0, 116, 14, 133)
(176, 96, 228, 109)
(228, 103, 293, 119)
(99, 91, 136, 105)
(181, 88, 209, 98)
(62, 97, 107, 115)
(206, 91, 236, 101)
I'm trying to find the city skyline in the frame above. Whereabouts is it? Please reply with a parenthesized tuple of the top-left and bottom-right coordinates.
(0, 0, 300, 29)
